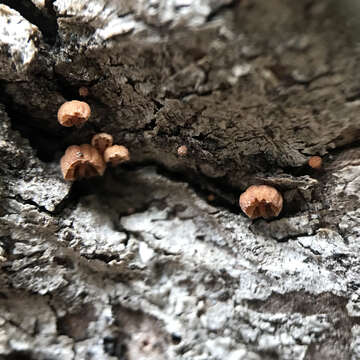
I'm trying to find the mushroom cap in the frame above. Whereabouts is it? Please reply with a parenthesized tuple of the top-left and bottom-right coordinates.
(239, 185, 283, 219)
(57, 100, 91, 127)
(91, 133, 113, 154)
(79, 87, 89, 97)
(60, 144, 106, 181)
(177, 145, 188, 157)
(104, 145, 130, 165)
(308, 156, 322, 169)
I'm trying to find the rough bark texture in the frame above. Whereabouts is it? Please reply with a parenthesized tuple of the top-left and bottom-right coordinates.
(1, 0, 360, 359)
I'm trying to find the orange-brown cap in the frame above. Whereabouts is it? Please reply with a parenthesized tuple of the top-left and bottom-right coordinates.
(177, 145, 188, 157)
(239, 185, 283, 219)
(57, 100, 91, 127)
(103, 145, 130, 166)
(60, 144, 106, 181)
(79, 87, 89, 97)
(91, 133, 113, 154)
(308, 156, 322, 169)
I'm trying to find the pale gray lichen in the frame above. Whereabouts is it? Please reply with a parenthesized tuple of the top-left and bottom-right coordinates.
(0, 5, 41, 80)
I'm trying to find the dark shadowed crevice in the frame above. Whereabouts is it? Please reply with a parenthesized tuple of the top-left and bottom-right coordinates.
(3, 352, 34, 360)
(0, 0, 58, 45)
(0, 101, 63, 162)
(327, 140, 360, 158)
(103, 336, 128, 359)
(110, 162, 243, 215)
(0, 236, 14, 259)
(206, 0, 241, 22)
(0, 81, 65, 162)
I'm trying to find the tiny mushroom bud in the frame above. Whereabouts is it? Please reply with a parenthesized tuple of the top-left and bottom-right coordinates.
(91, 133, 113, 154)
(308, 155, 322, 169)
(79, 86, 89, 97)
(239, 185, 283, 219)
(104, 145, 130, 166)
(60, 144, 106, 181)
(57, 100, 91, 127)
(177, 145, 188, 157)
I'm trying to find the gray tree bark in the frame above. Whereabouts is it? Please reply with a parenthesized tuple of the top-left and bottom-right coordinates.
(1, 0, 360, 359)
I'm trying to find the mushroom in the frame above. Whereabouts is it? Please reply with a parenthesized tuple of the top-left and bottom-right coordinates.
(308, 156, 322, 169)
(103, 145, 130, 166)
(57, 100, 91, 127)
(239, 185, 283, 219)
(91, 133, 113, 154)
(177, 145, 188, 157)
(79, 86, 89, 97)
(60, 144, 106, 181)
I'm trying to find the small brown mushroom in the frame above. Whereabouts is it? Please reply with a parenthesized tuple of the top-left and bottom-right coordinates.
(79, 86, 89, 97)
(308, 156, 322, 169)
(91, 133, 113, 154)
(239, 185, 283, 219)
(104, 145, 130, 166)
(177, 145, 188, 157)
(57, 100, 91, 127)
(60, 144, 106, 181)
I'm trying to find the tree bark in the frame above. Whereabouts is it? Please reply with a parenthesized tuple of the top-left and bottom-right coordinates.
(1, 0, 360, 359)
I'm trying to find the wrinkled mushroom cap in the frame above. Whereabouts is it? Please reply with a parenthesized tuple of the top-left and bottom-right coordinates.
(239, 185, 283, 219)
(91, 133, 113, 154)
(60, 144, 106, 181)
(103, 145, 130, 166)
(57, 100, 91, 127)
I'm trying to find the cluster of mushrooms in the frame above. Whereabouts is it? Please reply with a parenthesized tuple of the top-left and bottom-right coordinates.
(58, 100, 129, 181)
(58, 96, 322, 221)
